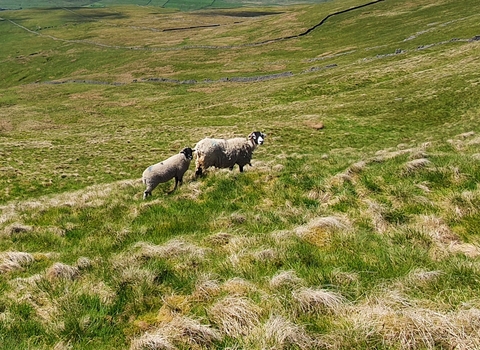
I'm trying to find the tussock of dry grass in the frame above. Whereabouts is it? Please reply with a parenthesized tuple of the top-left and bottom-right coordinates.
(134, 239, 208, 260)
(331, 269, 360, 286)
(269, 270, 305, 289)
(347, 160, 368, 174)
(249, 314, 314, 350)
(193, 275, 221, 301)
(448, 242, 480, 258)
(120, 266, 156, 284)
(347, 293, 480, 350)
(446, 188, 480, 219)
(204, 232, 234, 246)
(413, 215, 458, 245)
(406, 268, 443, 286)
(130, 333, 175, 350)
(0, 180, 138, 225)
(295, 216, 351, 246)
(209, 296, 262, 337)
(160, 315, 221, 348)
(292, 287, 346, 315)
(403, 158, 431, 174)
(363, 199, 390, 233)
(0, 251, 35, 273)
(222, 277, 257, 296)
(46, 262, 80, 281)
(2, 222, 33, 236)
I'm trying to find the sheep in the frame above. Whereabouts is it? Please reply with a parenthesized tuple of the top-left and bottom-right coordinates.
(194, 131, 265, 177)
(142, 147, 193, 199)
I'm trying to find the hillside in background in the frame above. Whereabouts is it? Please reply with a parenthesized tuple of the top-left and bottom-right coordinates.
(1, 0, 328, 10)
(1, 0, 479, 348)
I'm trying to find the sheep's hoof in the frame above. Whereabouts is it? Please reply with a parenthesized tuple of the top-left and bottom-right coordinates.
(195, 168, 203, 177)
(143, 191, 151, 199)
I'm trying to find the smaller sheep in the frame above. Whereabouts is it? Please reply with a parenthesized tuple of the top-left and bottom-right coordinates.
(142, 147, 193, 199)
(194, 131, 265, 177)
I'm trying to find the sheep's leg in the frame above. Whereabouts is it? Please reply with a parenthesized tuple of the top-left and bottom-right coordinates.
(229, 166, 234, 171)
(195, 167, 203, 177)
(239, 165, 244, 172)
(143, 191, 151, 199)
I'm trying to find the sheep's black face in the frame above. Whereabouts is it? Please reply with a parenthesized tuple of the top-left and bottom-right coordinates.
(181, 147, 194, 160)
(249, 131, 266, 145)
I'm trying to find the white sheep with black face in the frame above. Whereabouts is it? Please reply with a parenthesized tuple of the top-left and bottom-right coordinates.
(194, 131, 265, 177)
(142, 147, 193, 199)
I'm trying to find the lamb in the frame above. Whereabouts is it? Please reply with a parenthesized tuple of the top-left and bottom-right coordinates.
(194, 131, 265, 177)
(142, 147, 193, 199)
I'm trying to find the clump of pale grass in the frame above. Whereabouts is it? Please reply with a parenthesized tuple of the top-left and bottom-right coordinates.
(76, 257, 92, 270)
(135, 239, 208, 260)
(120, 266, 156, 284)
(447, 188, 480, 219)
(403, 158, 431, 174)
(348, 160, 368, 174)
(193, 274, 221, 301)
(295, 216, 351, 246)
(208, 296, 262, 337)
(249, 314, 314, 350)
(3, 222, 33, 236)
(269, 270, 305, 289)
(412, 215, 458, 245)
(252, 248, 280, 264)
(331, 269, 359, 285)
(0, 251, 35, 273)
(222, 277, 257, 296)
(292, 287, 346, 315)
(448, 242, 480, 258)
(456, 131, 475, 139)
(347, 294, 480, 350)
(162, 315, 221, 347)
(130, 333, 175, 350)
(46, 262, 80, 281)
(405, 268, 444, 286)
(204, 232, 233, 246)
(131, 315, 221, 350)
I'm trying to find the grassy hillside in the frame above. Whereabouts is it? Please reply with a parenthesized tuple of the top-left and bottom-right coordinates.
(0, 0, 328, 10)
(1, 0, 480, 348)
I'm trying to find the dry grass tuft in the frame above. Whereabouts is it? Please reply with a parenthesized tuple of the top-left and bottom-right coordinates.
(193, 274, 221, 301)
(222, 277, 257, 296)
(162, 315, 222, 347)
(403, 158, 431, 174)
(448, 243, 480, 258)
(331, 269, 360, 286)
(251, 315, 315, 350)
(76, 257, 92, 270)
(120, 266, 156, 284)
(348, 294, 480, 350)
(204, 232, 234, 246)
(131, 315, 221, 349)
(0, 251, 35, 273)
(348, 160, 368, 174)
(412, 215, 458, 245)
(3, 222, 33, 236)
(209, 296, 262, 337)
(406, 268, 443, 286)
(46, 262, 80, 281)
(456, 131, 475, 139)
(269, 270, 305, 289)
(295, 216, 351, 246)
(130, 333, 175, 350)
(135, 239, 208, 260)
(292, 287, 346, 315)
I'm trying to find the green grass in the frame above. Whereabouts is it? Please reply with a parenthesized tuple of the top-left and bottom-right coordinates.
(1, 0, 480, 348)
